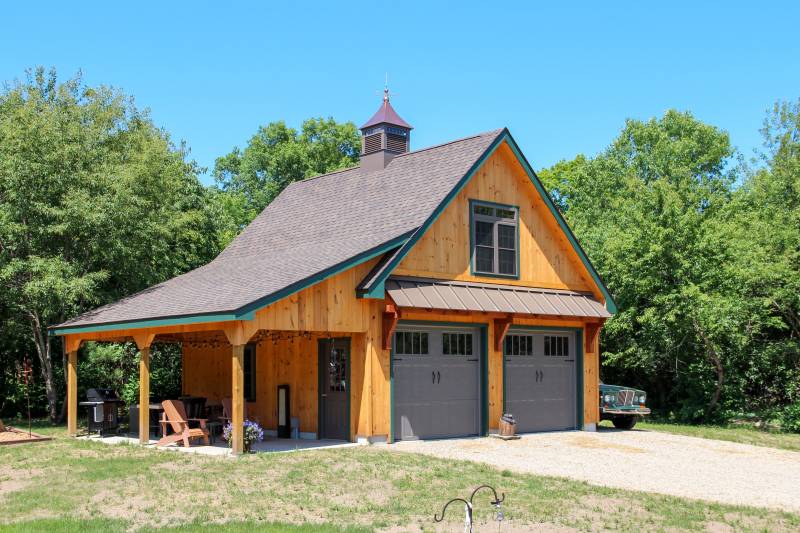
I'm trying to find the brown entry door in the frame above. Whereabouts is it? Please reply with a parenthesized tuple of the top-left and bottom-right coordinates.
(318, 338, 349, 440)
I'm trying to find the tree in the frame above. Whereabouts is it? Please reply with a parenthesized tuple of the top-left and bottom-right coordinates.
(0, 68, 220, 421)
(212, 118, 360, 243)
(540, 110, 737, 420)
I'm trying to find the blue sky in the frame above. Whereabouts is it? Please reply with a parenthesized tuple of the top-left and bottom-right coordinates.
(2, 2, 798, 184)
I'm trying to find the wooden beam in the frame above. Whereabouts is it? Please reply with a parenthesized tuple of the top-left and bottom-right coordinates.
(139, 347, 151, 444)
(132, 333, 156, 351)
(585, 320, 604, 352)
(221, 320, 259, 347)
(64, 335, 83, 354)
(66, 348, 78, 437)
(231, 344, 245, 455)
(382, 301, 401, 350)
(493, 316, 513, 352)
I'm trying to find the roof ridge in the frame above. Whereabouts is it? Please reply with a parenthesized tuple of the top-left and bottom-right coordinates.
(290, 128, 504, 187)
(392, 128, 504, 159)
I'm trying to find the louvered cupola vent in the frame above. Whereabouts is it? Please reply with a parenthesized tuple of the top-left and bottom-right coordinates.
(363, 133, 382, 154)
(359, 86, 413, 172)
(386, 133, 408, 153)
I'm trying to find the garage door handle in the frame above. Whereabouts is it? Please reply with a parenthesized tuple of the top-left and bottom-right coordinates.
(432, 371, 436, 384)
(437, 371, 441, 384)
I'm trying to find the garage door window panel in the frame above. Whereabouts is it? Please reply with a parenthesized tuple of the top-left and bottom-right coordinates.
(443, 332, 473, 356)
(504, 334, 534, 356)
(395, 331, 429, 355)
(544, 335, 569, 356)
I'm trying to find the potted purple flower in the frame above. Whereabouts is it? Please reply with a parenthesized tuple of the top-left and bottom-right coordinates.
(222, 419, 264, 453)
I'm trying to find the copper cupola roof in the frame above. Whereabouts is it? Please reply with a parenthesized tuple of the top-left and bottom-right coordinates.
(361, 88, 413, 130)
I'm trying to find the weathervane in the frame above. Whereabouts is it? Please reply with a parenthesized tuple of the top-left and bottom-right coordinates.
(378, 73, 396, 103)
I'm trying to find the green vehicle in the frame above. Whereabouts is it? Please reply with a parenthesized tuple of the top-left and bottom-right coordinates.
(599, 382, 650, 429)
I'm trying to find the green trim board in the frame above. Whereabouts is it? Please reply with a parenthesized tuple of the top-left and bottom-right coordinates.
(49, 232, 412, 336)
(468, 198, 521, 280)
(359, 129, 617, 314)
(390, 320, 490, 440)
(502, 325, 584, 431)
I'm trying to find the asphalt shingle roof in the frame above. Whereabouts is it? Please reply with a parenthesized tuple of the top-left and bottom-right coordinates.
(54, 129, 504, 330)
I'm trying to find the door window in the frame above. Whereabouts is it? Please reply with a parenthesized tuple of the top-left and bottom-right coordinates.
(328, 347, 347, 392)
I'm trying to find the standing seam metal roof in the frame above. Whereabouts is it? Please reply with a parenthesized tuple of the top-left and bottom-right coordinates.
(385, 277, 611, 318)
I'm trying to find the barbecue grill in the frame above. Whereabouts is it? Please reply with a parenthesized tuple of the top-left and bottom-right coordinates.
(80, 388, 123, 436)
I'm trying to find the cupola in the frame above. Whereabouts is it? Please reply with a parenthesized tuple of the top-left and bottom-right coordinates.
(360, 87, 412, 171)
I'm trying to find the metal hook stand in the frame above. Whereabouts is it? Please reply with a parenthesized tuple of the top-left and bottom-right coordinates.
(434, 484, 506, 533)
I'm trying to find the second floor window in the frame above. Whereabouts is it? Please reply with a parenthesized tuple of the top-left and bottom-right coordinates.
(472, 201, 518, 277)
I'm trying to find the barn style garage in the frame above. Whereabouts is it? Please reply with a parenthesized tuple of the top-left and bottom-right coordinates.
(52, 91, 614, 453)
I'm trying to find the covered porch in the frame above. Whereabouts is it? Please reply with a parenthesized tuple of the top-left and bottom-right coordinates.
(59, 317, 380, 455)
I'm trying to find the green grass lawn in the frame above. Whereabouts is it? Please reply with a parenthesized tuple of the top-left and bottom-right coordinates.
(1, 423, 799, 532)
(628, 420, 800, 452)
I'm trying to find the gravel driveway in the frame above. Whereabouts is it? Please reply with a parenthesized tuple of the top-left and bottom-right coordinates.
(389, 428, 800, 512)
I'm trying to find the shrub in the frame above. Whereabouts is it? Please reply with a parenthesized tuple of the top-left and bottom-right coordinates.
(779, 402, 800, 433)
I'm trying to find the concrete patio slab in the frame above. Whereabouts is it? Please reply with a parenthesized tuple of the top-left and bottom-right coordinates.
(79, 434, 361, 456)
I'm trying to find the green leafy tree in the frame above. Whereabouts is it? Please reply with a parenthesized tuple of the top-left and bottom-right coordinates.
(540, 110, 737, 420)
(212, 118, 360, 244)
(0, 68, 220, 421)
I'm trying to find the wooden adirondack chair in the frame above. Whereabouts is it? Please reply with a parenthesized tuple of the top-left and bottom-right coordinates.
(156, 400, 210, 448)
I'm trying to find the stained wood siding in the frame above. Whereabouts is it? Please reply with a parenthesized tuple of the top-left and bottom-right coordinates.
(183, 335, 319, 434)
(393, 142, 602, 301)
(251, 257, 380, 333)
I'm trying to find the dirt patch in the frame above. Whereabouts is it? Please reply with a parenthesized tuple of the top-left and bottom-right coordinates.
(0, 465, 43, 495)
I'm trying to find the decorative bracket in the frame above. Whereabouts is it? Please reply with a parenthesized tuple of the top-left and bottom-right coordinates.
(493, 315, 513, 352)
(584, 320, 605, 353)
(382, 301, 401, 350)
(222, 320, 259, 346)
(132, 333, 156, 351)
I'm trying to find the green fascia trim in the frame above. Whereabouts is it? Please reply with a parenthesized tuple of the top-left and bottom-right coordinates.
(50, 234, 410, 337)
(363, 129, 617, 314)
(48, 311, 255, 336)
(357, 279, 385, 299)
(503, 325, 584, 430)
(392, 320, 490, 438)
(468, 198, 521, 280)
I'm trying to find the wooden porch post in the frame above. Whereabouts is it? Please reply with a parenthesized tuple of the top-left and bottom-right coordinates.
(222, 320, 258, 456)
(231, 344, 245, 455)
(65, 336, 81, 437)
(133, 334, 156, 445)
